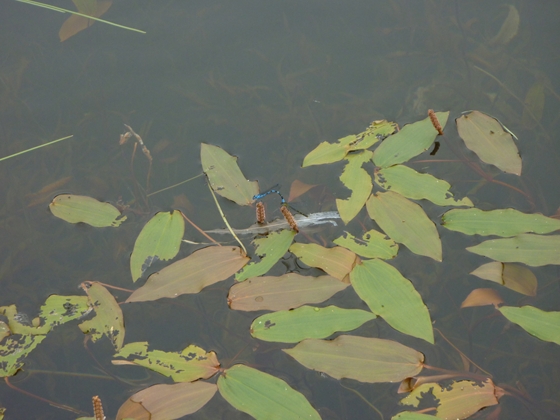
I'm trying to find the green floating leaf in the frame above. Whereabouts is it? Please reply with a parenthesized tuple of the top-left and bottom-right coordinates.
(392, 412, 439, 420)
(49, 194, 126, 227)
(499, 306, 560, 345)
(372, 112, 449, 168)
(201, 143, 258, 206)
(251, 305, 375, 343)
(336, 151, 373, 224)
(127, 246, 249, 303)
(467, 234, 560, 266)
(470, 262, 537, 296)
(302, 120, 397, 167)
(284, 335, 424, 383)
(442, 208, 560, 237)
(130, 210, 185, 282)
(236, 230, 296, 282)
(114, 342, 220, 382)
(116, 382, 217, 420)
(376, 164, 473, 207)
(289, 242, 356, 282)
(0, 334, 47, 377)
(350, 259, 434, 343)
(79, 282, 125, 351)
(217, 364, 321, 420)
(228, 273, 348, 311)
(367, 191, 442, 262)
(334, 229, 398, 260)
(456, 110, 521, 175)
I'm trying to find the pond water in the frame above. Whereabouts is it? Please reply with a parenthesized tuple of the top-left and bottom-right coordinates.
(1, 1, 559, 419)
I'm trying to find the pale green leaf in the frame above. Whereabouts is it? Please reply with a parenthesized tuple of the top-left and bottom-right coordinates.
(130, 210, 185, 282)
(366, 191, 442, 261)
(372, 112, 449, 168)
(375, 164, 473, 207)
(499, 306, 560, 345)
(470, 262, 537, 296)
(236, 230, 296, 282)
(201, 143, 258, 205)
(49, 194, 126, 227)
(442, 208, 560, 237)
(0, 335, 47, 377)
(217, 364, 321, 420)
(336, 151, 373, 224)
(251, 305, 375, 343)
(334, 229, 398, 260)
(127, 246, 249, 302)
(289, 243, 356, 282)
(467, 234, 560, 266)
(456, 110, 521, 175)
(350, 259, 434, 343)
(284, 335, 424, 383)
(113, 342, 220, 382)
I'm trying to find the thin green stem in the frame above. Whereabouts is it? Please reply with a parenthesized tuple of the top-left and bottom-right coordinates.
(0, 135, 73, 162)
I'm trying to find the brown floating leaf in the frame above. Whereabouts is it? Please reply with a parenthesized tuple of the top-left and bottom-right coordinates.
(127, 246, 249, 303)
(116, 382, 217, 420)
(470, 262, 537, 296)
(461, 288, 504, 308)
(59, 1, 113, 42)
(289, 243, 357, 283)
(228, 273, 348, 311)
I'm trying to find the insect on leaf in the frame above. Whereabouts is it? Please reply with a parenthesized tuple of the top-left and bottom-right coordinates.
(49, 194, 126, 227)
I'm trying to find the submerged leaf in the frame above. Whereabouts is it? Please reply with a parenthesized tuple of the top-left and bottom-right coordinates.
(522, 80, 545, 129)
(113, 342, 220, 382)
(367, 191, 442, 262)
(350, 259, 434, 343)
(442, 208, 560, 237)
(218, 364, 321, 420)
(78, 282, 124, 350)
(499, 306, 560, 345)
(59, 1, 112, 42)
(116, 382, 217, 420)
(336, 151, 373, 224)
(467, 234, 560, 266)
(375, 165, 473, 207)
(284, 335, 424, 383)
(456, 111, 521, 175)
(251, 305, 375, 343)
(228, 273, 348, 311)
(372, 112, 449, 168)
(49, 194, 126, 227)
(289, 243, 357, 283)
(127, 246, 248, 303)
(236, 230, 296, 282)
(334, 229, 398, 260)
(201, 143, 258, 206)
(470, 262, 537, 296)
(130, 210, 185, 282)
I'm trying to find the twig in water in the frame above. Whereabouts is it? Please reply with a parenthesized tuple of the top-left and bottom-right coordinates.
(120, 124, 152, 191)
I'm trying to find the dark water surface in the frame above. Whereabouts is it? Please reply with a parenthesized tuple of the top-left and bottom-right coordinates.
(1, 1, 560, 418)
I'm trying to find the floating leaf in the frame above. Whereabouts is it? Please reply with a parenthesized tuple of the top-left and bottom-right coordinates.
(372, 112, 449, 168)
(217, 364, 321, 420)
(350, 259, 434, 343)
(113, 342, 220, 382)
(334, 229, 398, 260)
(467, 234, 560, 266)
(470, 262, 537, 296)
(284, 335, 424, 383)
(116, 381, 217, 420)
(251, 305, 375, 343)
(228, 274, 348, 311)
(59, 1, 112, 42)
(456, 111, 521, 175)
(400, 379, 499, 420)
(127, 247, 248, 303)
(392, 412, 438, 420)
(0, 335, 47, 377)
(236, 230, 296, 282)
(336, 151, 373, 224)
(289, 243, 357, 283)
(49, 194, 126, 227)
(375, 165, 473, 207)
(461, 288, 504, 308)
(367, 191, 442, 261)
(499, 306, 560, 345)
(78, 282, 124, 350)
(130, 210, 185, 282)
(442, 208, 560, 237)
(201, 143, 258, 206)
